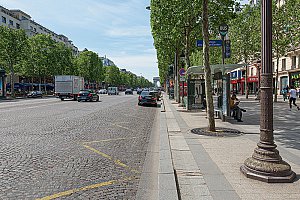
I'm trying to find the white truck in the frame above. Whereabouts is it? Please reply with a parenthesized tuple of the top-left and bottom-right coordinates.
(55, 75, 84, 101)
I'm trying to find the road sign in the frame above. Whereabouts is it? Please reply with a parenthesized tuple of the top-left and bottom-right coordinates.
(219, 24, 229, 36)
(179, 68, 186, 76)
(196, 40, 222, 47)
(180, 76, 186, 82)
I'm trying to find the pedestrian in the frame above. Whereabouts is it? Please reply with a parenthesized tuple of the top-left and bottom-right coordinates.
(229, 94, 246, 122)
(282, 87, 287, 101)
(288, 85, 300, 111)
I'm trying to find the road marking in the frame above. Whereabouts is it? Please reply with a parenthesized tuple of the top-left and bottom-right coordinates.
(113, 123, 138, 132)
(82, 136, 140, 144)
(83, 145, 140, 174)
(36, 177, 133, 200)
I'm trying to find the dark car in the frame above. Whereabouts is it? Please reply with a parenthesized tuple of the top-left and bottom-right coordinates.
(77, 90, 99, 102)
(125, 89, 133, 95)
(27, 91, 43, 98)
(138, 91, 157, 106)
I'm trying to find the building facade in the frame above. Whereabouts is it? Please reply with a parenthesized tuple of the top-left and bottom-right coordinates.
(0, 6, 79, 55)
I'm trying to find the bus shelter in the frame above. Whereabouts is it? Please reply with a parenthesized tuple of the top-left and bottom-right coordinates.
(186, 64, 248, 121)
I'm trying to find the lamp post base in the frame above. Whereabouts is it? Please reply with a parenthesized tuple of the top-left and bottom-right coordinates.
(241, 157, 296, 183)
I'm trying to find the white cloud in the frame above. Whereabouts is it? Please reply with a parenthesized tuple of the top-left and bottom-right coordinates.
(109, 53, 158, 81)
(104, 26, 150, 37)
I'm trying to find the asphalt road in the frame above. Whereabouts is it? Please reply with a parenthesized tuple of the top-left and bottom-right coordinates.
(0, 93, 159, 199)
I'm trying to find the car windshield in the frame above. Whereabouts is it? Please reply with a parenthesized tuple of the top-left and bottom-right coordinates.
(140, 91, 150, 96)
(79, 91, 89, 94)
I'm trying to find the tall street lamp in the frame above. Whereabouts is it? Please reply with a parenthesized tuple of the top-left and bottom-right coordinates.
(240, 0, 295, 183)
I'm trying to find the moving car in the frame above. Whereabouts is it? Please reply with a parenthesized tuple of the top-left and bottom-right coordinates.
(108, 87, 119, 95)
(77, 90, 99, 102)
(125, 89, 133, 95)
(137, 88, 143, 95)
(150, 90, 160, 101)
(98, 89, 107, 94)
(27, 91, 43, 98)
(138, 91, 157, 106)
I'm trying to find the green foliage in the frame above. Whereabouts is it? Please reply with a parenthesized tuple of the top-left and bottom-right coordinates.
(75, 50, 103, 84)
(228, 4, 261, 64)
(0, 26, 28, 96)
(150, 0, 237, 81)
(0, 27, 151, 91)
(104, 65, 121, 86)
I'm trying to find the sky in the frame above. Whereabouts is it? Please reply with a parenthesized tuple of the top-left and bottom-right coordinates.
(0, 0, 157, 82)
(0, 0, 251, 82)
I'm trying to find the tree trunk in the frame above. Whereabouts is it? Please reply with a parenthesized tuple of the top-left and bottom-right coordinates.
(274, 57, 279, 102)
(10, 64, 15, 98)
(202, 0, 215, 131)
(185, 27, 191, 68)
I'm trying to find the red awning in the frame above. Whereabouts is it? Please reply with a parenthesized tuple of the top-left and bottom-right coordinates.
(231, 80, 238, 84)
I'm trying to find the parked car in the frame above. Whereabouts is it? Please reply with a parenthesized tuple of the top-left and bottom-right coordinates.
(108, 87, 119, 95)
(98, 89, 107, 94)
(125, 89, 133, 95)
(138, 91, 157, 106)
(77, 90, 99, 102)
(27, 91, 43, 98)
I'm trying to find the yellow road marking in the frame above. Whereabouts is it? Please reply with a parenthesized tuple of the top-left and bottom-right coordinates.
(83, 145, 140, 174)
(82, 136, 140, 145)
(36, 177, 133, 200)
(113, 123, 137, 132)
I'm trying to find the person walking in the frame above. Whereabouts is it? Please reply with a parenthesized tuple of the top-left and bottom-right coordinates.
(288, 85, 300, 111)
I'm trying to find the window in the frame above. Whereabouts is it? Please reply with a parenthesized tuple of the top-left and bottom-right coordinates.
(292, 56, 296, 69)
(298, 56, 300, 68)
(251, 68, 254, 76)
(34, 28, 36, 32)
(282, 59, 286, 71)
(2, 16, 6, 23)
(272, 62, 275, 73)
(16, 23, 20, 29)
(9, 20, 13, 25)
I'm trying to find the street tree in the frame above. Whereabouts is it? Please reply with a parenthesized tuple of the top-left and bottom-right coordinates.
(25, 34, 56, 92)
(52, 42, 75, 76)
(202, 0, 215, 131)
(104, 65, 121, 87)
(0, 26, 28, 97)
(228, 4, 261, 99)
(75, 50, 103, 87)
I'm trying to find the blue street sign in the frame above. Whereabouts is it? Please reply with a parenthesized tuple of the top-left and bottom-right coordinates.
(196, 40, 222, 47)
(225, 40, 231, 58)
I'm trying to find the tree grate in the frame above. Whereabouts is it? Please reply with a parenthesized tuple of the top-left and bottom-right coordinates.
(191, 127, 243, 137)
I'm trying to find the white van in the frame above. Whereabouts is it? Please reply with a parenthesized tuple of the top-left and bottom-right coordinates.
(107, 87, 119, 95)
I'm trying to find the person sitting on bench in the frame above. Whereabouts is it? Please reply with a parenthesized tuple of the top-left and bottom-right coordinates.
(229, 94, 245, 122)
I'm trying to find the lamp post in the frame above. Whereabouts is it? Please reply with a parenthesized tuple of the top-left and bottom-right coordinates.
(240, 0, 295, 183)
